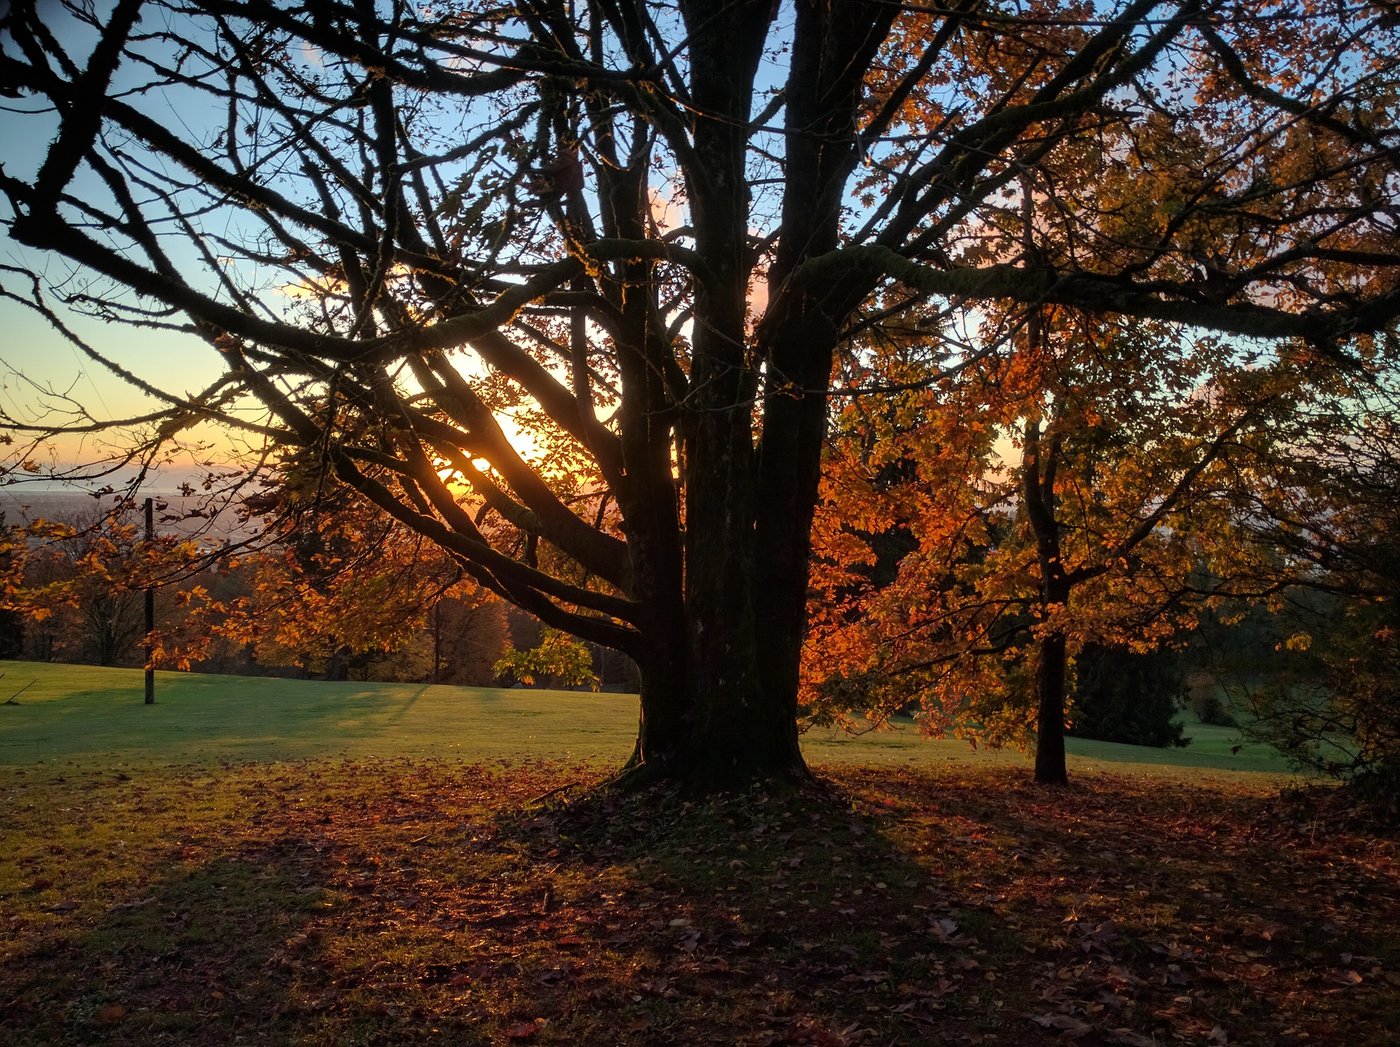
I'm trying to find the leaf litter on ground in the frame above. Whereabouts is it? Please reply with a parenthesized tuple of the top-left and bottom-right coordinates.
(1, 757, 1396, 1045)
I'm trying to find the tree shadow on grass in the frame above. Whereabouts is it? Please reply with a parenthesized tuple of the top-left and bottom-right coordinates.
(833, 766, 1400, 1047)
(4, 839, 316, 1047)
(0, 835, 337, 1046)
(454, 774, 1032, 1045)
(455, 766, 1400, 1046)
(4, 761, 1396, 1046)
(381, 685, 430, 723)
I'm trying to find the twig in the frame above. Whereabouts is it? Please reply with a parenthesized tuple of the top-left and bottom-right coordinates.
(3, 680, 36, 705)
(532, 783, 582, 806)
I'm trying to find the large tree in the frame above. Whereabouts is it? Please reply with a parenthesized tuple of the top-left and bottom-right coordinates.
(1, 0, 1397, 786)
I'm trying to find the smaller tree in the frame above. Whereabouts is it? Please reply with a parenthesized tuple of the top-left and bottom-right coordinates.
(427, 592, 510, 686)
(6, 504, 180, 667)
(494, 628, 600, 691)
(808, 310, 1295, 782)
(199, 479, 509, 683)
(1248, 600, 1399, 792)
(1232, 365, 1400, 803)
(0, 512, 25, 658)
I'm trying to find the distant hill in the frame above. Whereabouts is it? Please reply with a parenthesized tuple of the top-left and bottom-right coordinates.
(0, 490, 259, 544)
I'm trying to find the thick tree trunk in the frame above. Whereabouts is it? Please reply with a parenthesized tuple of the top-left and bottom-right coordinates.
(628, 443, 813, 789)
(610, 0, 897, 791)
(632, 650, 808, 787)
(1033, 630, 1070, 785)
(607, 0, 815, 791)
(633, 650, 808, 789)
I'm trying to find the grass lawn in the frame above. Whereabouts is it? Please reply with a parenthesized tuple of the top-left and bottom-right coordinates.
(0, 660, 1294, 777)
(5, 661, 1395, 1046)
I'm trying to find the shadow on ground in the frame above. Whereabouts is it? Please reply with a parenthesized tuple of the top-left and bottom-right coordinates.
(2, 760, 1397, 1045)
(2, 838, 328, 1044)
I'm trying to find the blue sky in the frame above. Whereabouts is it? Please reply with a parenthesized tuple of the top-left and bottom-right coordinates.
(0, 29, 232, 490)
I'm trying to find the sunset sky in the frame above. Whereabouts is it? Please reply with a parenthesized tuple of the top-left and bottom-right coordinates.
(0, 26, 243, 492)
(0, 273, 231, 488)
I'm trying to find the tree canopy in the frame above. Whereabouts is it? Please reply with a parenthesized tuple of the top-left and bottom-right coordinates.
(2, 0, 1398, 785)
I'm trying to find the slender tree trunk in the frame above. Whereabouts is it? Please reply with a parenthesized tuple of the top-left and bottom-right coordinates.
(99, 615, 116, 667)
(325, 643, 351, 682)
(1034, 629, 1070, 785)
(1022, 412, 1074, 784)
(432, 602, 442, 684)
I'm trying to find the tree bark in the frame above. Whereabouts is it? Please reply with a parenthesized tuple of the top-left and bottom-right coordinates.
(627, 391, 813, 787)
(631, 572, 810, 789)
(1022, 414, 1074, 784)
(1034, 629, 1070, 785)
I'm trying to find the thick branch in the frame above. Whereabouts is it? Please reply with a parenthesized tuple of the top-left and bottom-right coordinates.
(794, 246, 1400, 348)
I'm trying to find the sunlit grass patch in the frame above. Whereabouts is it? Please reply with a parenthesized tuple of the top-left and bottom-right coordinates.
(2, 660, 1296, 779)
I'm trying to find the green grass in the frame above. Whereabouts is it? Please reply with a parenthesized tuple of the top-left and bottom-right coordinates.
(4, 661, 1390, 1047)
(0, 660, 636, 767)
(1, 659, 1296, 778)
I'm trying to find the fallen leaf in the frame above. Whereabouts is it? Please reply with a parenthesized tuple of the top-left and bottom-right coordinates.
(1030, 1012, 1093, 1037)
(1109, 1030, 1160, 1047)
(109, 896, 156, 912)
